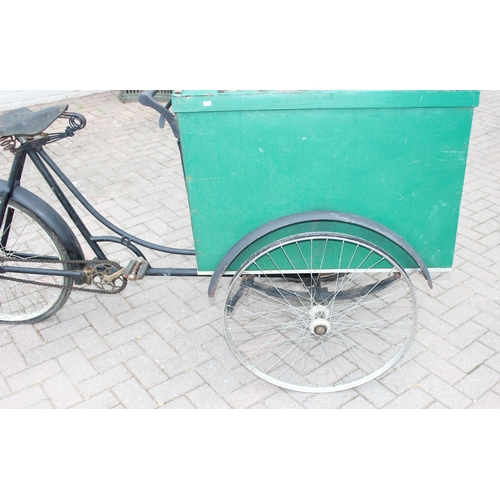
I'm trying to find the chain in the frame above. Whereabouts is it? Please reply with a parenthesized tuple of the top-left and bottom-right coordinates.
(0, 257, 127, 295)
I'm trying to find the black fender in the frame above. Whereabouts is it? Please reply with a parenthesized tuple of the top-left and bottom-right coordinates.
(0, 180, 85, 262)
(208, 211, 433, 297)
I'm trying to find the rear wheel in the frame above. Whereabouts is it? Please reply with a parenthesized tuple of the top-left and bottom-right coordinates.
(223, 232, 418, 393)
(0, 197, 73, 324)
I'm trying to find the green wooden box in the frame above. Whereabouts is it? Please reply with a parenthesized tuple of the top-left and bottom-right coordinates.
(172, 90, 480, 274)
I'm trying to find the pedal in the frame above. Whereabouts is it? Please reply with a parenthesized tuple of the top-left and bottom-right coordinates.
(123, 258, 150, 281)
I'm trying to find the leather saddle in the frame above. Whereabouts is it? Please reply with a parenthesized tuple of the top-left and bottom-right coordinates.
(0, 105, 69, 138)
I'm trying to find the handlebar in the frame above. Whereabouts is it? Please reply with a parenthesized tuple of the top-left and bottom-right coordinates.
(139, 90, 180, 140)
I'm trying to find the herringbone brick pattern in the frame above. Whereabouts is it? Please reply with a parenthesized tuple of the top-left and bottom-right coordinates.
(0, 90, 499, 409)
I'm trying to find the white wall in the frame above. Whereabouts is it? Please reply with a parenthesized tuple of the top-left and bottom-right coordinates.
(0, 90, 107, 111)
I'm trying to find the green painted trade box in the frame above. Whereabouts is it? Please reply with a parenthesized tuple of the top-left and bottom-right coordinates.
(172, 90, 480, 274)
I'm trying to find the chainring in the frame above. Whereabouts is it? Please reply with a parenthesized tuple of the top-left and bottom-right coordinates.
(0, 257, 128, 295)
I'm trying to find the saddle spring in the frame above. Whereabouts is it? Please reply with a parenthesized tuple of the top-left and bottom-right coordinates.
(0, 112, 87, 154)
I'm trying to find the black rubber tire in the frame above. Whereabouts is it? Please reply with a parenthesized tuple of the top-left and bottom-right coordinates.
(0, 196, 73, 324)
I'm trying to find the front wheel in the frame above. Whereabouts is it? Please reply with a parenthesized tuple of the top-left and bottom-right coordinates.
(0, 197, 73, 324)
(223, 232, 418, 393)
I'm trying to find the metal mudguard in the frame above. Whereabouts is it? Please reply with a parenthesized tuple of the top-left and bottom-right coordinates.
(208, 211, 433, 297)
(0, 180, 85, 262)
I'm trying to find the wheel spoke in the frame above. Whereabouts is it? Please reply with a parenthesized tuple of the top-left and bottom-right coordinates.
(224, 232, 418, 393)
(258, 252, 311, 310)
(0, 198, 72, 324)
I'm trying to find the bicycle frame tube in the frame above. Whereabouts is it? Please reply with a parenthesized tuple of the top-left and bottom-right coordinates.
(0, 152, 26, 224)
(1, 265, 83, 279)
(2, 144, 200, 279)
(0, 152, 28, 250)
(26, 149, 108, 261)
(34, 149, 196, 257)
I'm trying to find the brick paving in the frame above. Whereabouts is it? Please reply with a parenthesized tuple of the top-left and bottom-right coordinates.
(0, 90, 499, 409)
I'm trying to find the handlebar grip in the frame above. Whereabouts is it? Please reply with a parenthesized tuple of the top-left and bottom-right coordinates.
(139, 90, 180, 140)
(139, 90, 159, 103)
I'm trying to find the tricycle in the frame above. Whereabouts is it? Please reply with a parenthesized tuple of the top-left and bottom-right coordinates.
(0, 90, 480, 393)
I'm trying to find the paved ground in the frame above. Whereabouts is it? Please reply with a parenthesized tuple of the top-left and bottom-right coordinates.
(0, 90, 499, 409)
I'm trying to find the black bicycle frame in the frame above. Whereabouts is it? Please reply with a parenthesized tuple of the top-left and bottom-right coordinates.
(0, 145, 199, 278)
(0, 151, 26, 231)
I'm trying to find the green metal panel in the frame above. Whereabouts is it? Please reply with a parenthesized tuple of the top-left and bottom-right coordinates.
(175, 90, 480, 111)
(172, 90, 480, 273)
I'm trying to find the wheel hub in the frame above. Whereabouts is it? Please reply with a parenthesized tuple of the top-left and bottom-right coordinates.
(309, 305, 332, 336)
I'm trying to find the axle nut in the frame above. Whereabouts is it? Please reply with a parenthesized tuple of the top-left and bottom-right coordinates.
(310, 319, 331, 337)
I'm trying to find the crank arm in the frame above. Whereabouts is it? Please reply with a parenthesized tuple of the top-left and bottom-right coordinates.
(102, 267, 125, 284)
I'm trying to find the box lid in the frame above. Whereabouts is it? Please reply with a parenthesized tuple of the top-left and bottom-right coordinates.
(172, 90, 480, 113)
